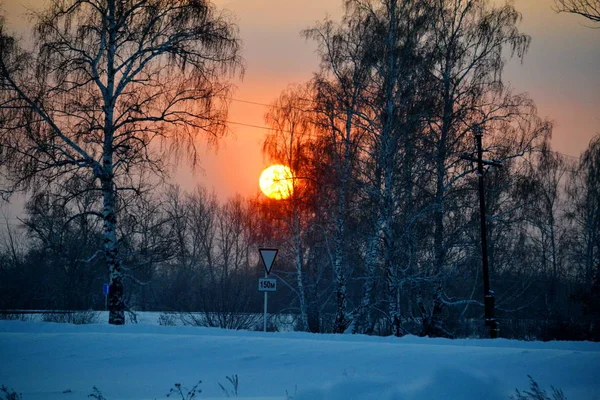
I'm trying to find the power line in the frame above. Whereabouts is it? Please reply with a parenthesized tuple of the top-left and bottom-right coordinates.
(229, 97, 274, 108)
(227, 120, 274, 132)
(553, 151, 579, 160)
(227, 98, 583, 160)
(225, 117, 583, 161)
(0, 92, 584, 158)
(229, 96, 315, 113)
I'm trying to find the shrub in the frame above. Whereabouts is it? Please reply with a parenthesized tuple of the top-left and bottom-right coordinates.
(0, 385, 22, 400)
(510, 375, 567, 400)
(0, 312, 32, 322)
(88, 386, 106, 400)
(179, 312, 262, 331)
(42, 310, 99, 325)
(125, 310, 138, 324)
(218, 374, 239, 397)
(158, 312, 178, 326)
(166, 381, 202, 400)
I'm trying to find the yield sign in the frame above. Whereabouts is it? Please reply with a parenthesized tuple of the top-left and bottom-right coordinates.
(259, 248, 278, 275)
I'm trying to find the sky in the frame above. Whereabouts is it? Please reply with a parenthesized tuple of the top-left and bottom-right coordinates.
(1, 0, 599, 206)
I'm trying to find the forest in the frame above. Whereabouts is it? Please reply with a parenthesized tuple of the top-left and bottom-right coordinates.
(0, 0, 598, 341)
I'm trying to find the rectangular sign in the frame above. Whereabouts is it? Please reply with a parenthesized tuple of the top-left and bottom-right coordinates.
(258, 278, 277, 292)
(103, 283, 110, 295)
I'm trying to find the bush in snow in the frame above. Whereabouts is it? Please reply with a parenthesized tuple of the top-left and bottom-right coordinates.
(510, 375, 567, 400)
(166, 381, 202, 400)
(0, 312, 32, 322)
(86, 381, 203, 400)
(285, 385, 298, 400)
(0, 385, 21, 400)
(42, 310, 99, 325)
(125, 310, 138, 324)
(158, 312, 178, 326)
(88, 386, 106, 400)
(179, 311, 262, 331)
(218, 374, 239, 397)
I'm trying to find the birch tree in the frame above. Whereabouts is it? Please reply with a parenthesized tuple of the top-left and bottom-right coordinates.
(411, 0, 544, 335)
(263, 85, 317, 331)
(568, 135, 600, 286)
(554, 0, 600, 23)
(427, 0, 529, 273)
(564, 135, 600, 335)
(0, 0, 242, 324)
(516, 141, 569, 315)
(304, 8, 375, 333)
(348, 0, 434, 336)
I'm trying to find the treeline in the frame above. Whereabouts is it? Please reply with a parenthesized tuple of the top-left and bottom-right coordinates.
(0, 135, 598, 339)
(0, 187, 269, 329)
(255, 0, 600, 339)
(0, 0, 599, 341)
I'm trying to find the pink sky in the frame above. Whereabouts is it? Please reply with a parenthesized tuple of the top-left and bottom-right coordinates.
(3, 0, 599, 202)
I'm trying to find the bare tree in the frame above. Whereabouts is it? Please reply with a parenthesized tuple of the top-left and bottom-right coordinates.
(555, 0, 600, 23)
(568, 135, 600, 284)
(13, 187, 105, 310)
(566, 135, 600, 337)
(516, 141, 570, 316)
(159, 186, 259, 329)
(408, 0, 548, 337)
(351, 0, 434, 337)
(194, 192, 260, 330)
(263, 84, 318, 331)
(304, 6, 375, 333)
(0, 0, 242, 324)
(118, 187, 177, 311)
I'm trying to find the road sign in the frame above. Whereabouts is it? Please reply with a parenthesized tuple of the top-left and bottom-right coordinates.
(259, 248, 278, 332)
(258, 278, 277, 292)
(103, 283, 109, 311)
(259, 248, 278, 275)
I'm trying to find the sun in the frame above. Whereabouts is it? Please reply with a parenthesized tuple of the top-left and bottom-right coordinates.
(259, 165, 294, 200)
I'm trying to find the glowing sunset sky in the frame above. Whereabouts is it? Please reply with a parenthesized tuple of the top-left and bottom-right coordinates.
(3, 0, 599, 201)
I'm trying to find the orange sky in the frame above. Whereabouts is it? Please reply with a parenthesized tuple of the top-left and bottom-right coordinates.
(2, 0, 599, 204)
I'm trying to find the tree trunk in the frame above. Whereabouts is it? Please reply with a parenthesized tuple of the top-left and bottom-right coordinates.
(102, 177, 125, 325)
(103, 0, 125, 325)
(381, 0, 402, 336)
(383, 180, 401, 336)
(332, 107, 355, 333)
(293, 219, 309, 331)
(353, 214, 382, 334)
(434, 55, 453, 274)
(332, 220, 348, 333)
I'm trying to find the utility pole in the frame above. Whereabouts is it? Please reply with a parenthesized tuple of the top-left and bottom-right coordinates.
(461, 126, 501, 339)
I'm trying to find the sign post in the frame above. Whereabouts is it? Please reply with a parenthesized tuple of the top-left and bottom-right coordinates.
(103, 283, 110, 311)
(263, 270, 268, 332)
(258, 248, 278, 332)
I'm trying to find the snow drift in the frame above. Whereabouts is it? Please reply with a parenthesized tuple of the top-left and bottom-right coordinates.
(0, 320, 598, 399)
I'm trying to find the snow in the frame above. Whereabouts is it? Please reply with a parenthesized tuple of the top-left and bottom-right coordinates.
(1, 319, 599, 400)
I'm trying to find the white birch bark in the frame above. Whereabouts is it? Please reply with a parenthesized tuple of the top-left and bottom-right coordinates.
(0, 0, 242, 325)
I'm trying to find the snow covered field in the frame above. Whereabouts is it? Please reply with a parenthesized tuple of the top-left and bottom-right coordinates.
(1, 319, 599, 400)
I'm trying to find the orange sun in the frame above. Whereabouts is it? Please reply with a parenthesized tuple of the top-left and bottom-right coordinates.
(259, 165, 294, 200)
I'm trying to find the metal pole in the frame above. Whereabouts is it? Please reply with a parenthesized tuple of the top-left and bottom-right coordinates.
(263, 271, 268, 332)
(475, 127, 498, 339)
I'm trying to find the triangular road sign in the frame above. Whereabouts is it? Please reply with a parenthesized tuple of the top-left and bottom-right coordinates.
(259, 248, 278, 275)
